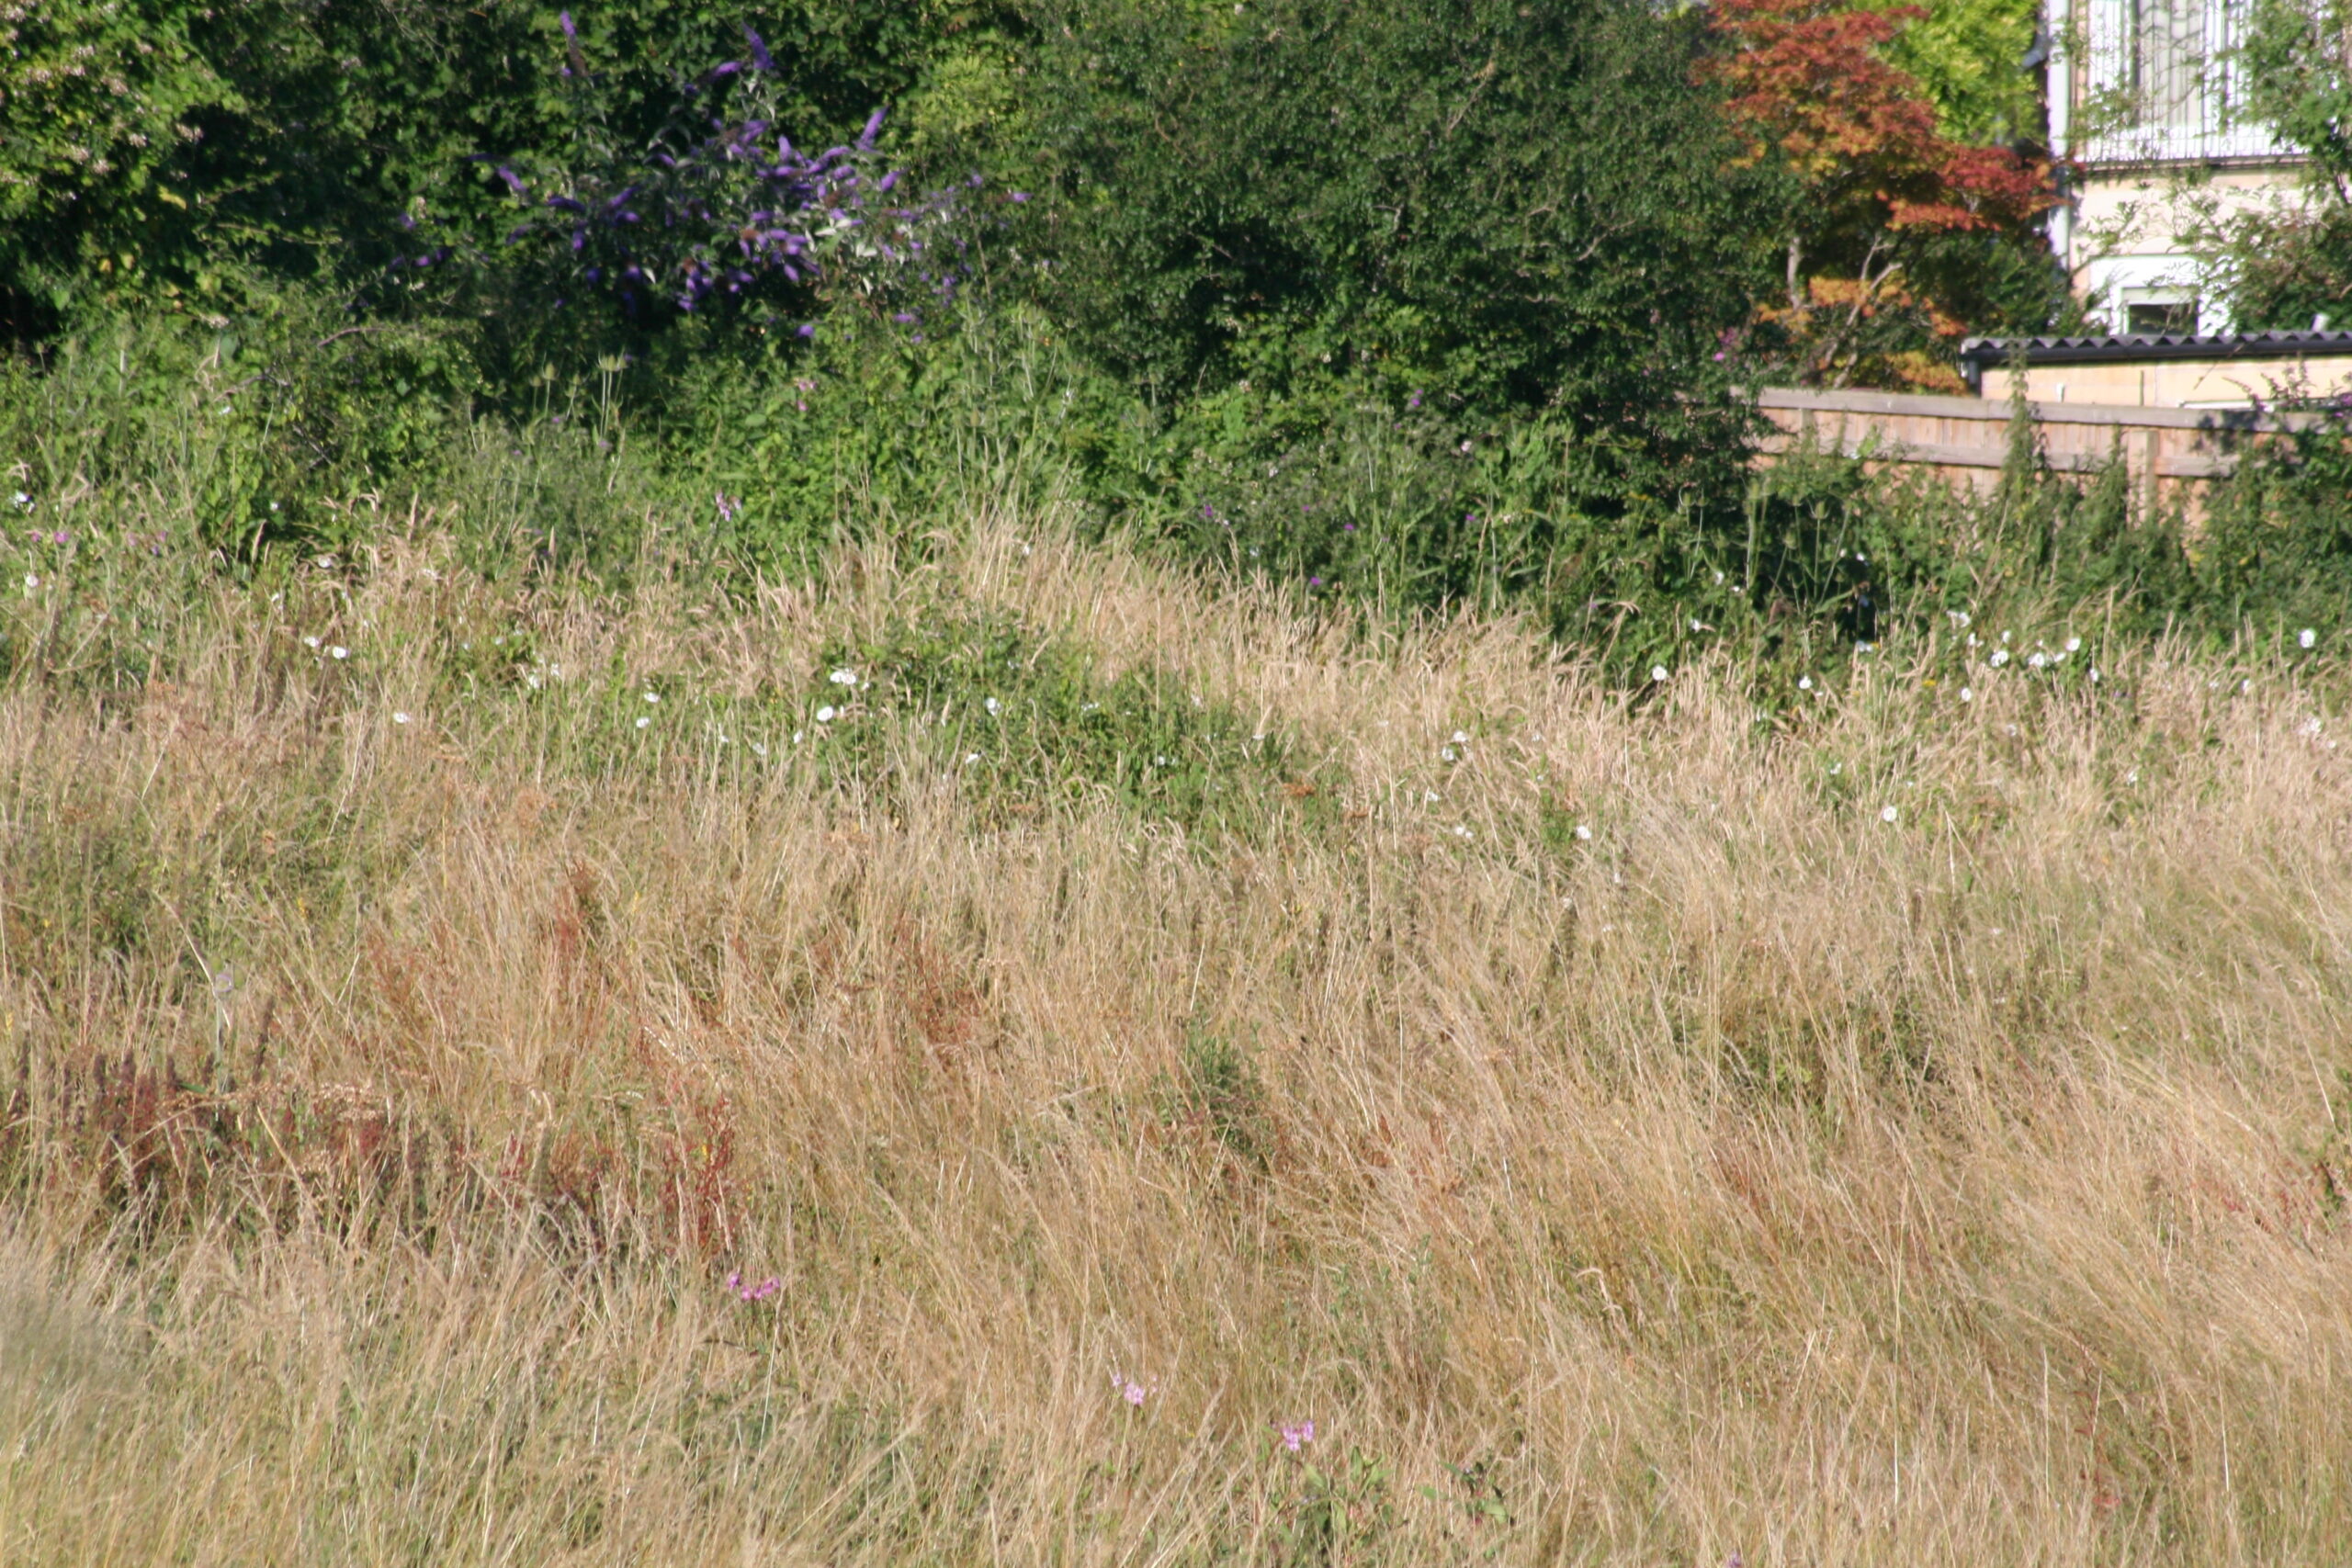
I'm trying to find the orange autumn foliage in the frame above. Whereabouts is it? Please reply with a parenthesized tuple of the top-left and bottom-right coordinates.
(1705, 0, 2056, 385)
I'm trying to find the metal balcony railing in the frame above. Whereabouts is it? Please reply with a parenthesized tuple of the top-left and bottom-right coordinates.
(2071, 0, 2299, 164)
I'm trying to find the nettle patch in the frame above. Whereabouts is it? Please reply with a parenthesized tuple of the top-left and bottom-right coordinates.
(800, 607, 1341, 840)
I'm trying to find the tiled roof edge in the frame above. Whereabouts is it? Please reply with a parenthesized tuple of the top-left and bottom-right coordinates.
(1961, 330, 2352, 367)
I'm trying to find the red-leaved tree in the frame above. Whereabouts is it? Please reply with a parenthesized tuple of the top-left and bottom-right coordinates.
(1707, 0, 2055, 388)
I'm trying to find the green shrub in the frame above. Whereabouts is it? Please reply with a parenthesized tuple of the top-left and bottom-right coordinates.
(1013, 0, 1784, 431)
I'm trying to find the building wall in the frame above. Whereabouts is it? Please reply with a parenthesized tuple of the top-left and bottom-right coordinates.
(1996, 350, 2352, 406)
(2071, 167, 2310, 336)
(2048, 0, 2310, 333)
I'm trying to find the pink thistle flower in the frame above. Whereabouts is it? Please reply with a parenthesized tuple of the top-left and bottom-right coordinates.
(727, 1270, 780, 1302)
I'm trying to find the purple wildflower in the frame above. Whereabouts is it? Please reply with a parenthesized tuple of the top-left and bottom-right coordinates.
(727, 1270, 781, 1302)
(743, 25, 775, 71)
(1274, 1419, 1316, 1452)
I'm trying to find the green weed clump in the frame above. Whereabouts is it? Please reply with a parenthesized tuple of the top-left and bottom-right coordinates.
(804, 607, 1340, 840)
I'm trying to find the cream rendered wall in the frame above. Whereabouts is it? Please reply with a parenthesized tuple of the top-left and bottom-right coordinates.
(2009, 351, 2352, 405)
(2070, 167, 2312, 335)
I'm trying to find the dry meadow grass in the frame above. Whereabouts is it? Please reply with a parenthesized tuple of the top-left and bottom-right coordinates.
(2, 494, 2349, 1564)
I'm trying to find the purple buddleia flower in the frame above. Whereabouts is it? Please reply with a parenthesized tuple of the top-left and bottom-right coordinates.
(438, 29, 961, 325)
(559, 12, 586, 78)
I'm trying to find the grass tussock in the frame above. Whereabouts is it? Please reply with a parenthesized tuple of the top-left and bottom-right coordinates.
(3, 492, 2351, 1565)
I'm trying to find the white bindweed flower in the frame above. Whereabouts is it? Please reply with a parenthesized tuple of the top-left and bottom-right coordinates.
(792, 730, 804, 745)
(2028, 651, 2048, 670)
(1960, 686, 1974, 702)
(751, 741, 768, 757)
(984, 697, 1001, 715)
(815, 705, 836, 723)
(1951, 609, 1972, 628)
(829, 668, 857, 685)
(1441, 746, 1457, 761)
(1452, 730, 1469, 744)
(1423, 789, 1441, 803)
(526, 673, 542, 690)
(643, 691, 660, 704)
(1798, 676, 1813, 692)
(1881, 806, 1899, 822)
(1967, 633, 1980, 649)
(2241, 678, 2253, 694)
(331, 646, 349, 660)
(393, 712, 412, 725)
(966, 752, 981, 765)
(2089, 668, 2100, 682)
(302, 635, 320, 649)
(1989, 649, 2009, 667)
(635, 716, 650, 729)
(22, 574, 38, 590)
(1650, 664, 1669, 683)
(1855, 641, 1876, 653)
(2301, 628, 2319, 649)
(1574, 823, 1593, 840)
(1828, 761, 1842, 774)
(2064, 637, 2082, 653)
